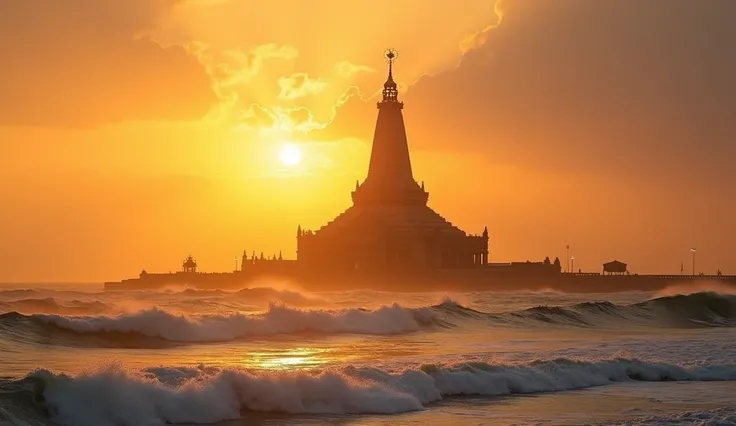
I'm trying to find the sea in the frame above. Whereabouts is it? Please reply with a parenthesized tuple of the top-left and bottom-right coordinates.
(0, 280, 735, 426)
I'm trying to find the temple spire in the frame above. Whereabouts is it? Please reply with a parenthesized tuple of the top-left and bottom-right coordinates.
(351, 49, 428, 207)
(382, 49, 399, 103)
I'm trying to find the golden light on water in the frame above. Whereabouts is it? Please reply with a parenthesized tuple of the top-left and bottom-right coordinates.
(246, 347, 332, 370)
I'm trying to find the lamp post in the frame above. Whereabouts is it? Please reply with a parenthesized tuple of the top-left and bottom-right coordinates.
(571, 256, 575, 274)
(566, 245, 570, 273)
(690, 248, 696, 276)
(235, 256, 239, 272)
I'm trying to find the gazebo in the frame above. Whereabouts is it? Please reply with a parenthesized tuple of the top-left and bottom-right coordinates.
(182, 255, 198, 273)
(603, 260, 628, 275)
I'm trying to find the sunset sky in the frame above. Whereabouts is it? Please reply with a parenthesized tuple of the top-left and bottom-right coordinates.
(1, 0, 735, 282)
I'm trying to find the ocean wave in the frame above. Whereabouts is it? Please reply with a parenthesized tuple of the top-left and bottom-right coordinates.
(1, 292, 733, 348)
(8, 303, 440, 343)
(425, 291, 736, 329)
(0, 298, 110, 316)
(496, 291, 736, 328)
(636, 292, 736, 326)
(1, 357, 735, 426)
(148, 286, 323, 306)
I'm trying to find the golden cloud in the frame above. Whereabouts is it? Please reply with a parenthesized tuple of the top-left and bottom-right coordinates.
(459, 0, 506, 53)
(334, 61, 375, 78)
(278, 73, 329, 100)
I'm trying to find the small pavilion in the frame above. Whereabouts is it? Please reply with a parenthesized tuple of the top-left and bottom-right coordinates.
(182, 255, 198, 273)
(603, 260, 628, 275)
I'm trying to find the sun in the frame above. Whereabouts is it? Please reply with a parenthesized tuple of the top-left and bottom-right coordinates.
(278, 143, 302, 167)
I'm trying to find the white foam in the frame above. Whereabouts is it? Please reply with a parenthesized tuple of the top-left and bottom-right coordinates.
(30, 357, 736, 426)
(31, 303, 436, 342)
(604, 407, 736, 425)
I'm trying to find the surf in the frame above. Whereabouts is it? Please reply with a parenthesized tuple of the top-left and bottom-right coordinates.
(1, 357, 735, 426)
(0, 291, 734, 348)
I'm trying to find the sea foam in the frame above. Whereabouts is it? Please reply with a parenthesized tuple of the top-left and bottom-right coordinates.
(21, 357, 736, 426)
(30, 303, 438, 342)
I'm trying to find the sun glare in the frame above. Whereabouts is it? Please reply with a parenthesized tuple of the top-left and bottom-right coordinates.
(279, 143, 303, 167)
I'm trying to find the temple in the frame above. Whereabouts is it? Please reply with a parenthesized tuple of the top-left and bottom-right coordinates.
(297, 50, 489, 274)
(103, 50, 736, 293)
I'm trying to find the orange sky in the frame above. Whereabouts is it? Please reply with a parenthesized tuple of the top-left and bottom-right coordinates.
(1, 0, 735, 282)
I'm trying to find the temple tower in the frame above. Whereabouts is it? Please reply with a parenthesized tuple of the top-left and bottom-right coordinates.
(352, 49, 429, 207)
(297, 50, 488, 275)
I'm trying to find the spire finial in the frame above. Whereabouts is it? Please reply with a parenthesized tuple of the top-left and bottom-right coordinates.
(382, 49, 399, 102)
(385, 49, 397, 78)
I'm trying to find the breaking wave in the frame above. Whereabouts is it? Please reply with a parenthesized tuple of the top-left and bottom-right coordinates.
(0, 298, 110, 316)
(0, 357, 735, 425)
(150, 286, 323, 307)
(432, 291, 736, 328)
(0, 286, 324, 315)
(0, 292, 734, 348)
(0, 303, 441, 344)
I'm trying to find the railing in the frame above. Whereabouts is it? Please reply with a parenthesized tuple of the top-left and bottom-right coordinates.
(645, 274, 736, 280)
(565, 273, 736, 280)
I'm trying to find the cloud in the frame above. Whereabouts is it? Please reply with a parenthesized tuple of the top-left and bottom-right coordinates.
(192, 43, 299, 95)
(0, 0, 216, 127)
(161, 0, 508, 137)
(319, 0, 736, 184)
(278, 73, 329, 100)
(459, 0, 505, 53)
(190, 42, 306, 127)
(240, 104, 277, 130)
(239, 104, 324, 135)
(334, 61, 375, 78)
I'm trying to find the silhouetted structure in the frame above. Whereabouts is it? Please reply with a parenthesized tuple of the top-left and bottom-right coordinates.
(104, 51, 736, 293)
(182, 255, 197, 273)
(603, 260, 627, 275)
(297, 50, 489, 273)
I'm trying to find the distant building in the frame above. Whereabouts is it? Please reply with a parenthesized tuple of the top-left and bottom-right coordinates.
(603, 260, 628, 275)
(105, 51, 584, 291)
(104, 50, 736, 292)
(182, 255, 198, 273)
(296, 51, 489, 273)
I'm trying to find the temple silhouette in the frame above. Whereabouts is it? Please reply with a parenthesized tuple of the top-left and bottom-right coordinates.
(105, 50, 736, 293)
(297, 49, 489, 274)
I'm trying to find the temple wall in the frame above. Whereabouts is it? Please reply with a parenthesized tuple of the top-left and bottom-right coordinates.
(299, 227, 489, 273)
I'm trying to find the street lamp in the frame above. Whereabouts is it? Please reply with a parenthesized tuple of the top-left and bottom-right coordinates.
(235, 256, 239, 272)
(571, 256, 575, 274)
(566, 245, 570, 273)
(690, 248, 696, 276)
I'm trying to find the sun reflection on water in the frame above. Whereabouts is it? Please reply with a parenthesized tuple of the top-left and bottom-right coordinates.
(245, 347, 333, 370)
